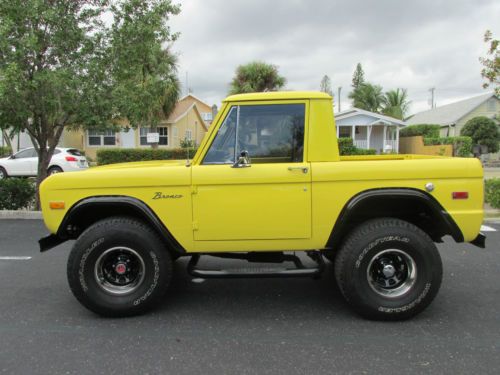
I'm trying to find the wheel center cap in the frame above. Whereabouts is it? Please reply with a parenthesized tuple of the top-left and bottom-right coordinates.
(115, 263, 127, 275)
(382, 264, 396, 278)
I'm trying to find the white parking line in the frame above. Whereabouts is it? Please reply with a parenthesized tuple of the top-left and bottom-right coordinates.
(0, 256, 32, 260)
(480, 225, 497, 232)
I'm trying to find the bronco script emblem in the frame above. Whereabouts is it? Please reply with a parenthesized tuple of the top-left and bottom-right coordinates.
(153, 192, 183, 200)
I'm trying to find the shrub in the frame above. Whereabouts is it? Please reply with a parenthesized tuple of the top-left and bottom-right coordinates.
(0, 146, 12, 157)
(461, 116, 500, 154)
(400, 124, 441, 138)
(0, 178, 36, 210)
(485, 178, 500, 209)
(97, 148, 198, 165)
(423, 136, 473, 157)
(338, 138, 376, 155)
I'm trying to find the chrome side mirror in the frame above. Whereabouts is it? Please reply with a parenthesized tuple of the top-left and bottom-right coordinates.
(232, 150, 251, 168)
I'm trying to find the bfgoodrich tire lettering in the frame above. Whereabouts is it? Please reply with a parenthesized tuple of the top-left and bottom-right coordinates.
(334, 218, 443, 320)
(67, 216, 172, 317)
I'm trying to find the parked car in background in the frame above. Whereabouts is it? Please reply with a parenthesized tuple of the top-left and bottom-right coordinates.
(0, 148, 88, 179)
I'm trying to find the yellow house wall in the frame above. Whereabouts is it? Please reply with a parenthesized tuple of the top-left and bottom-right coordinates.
(171, 107, 208, 147)
(399, 136, 453, 156)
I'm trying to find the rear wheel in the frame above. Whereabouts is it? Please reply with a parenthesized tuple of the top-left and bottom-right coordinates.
(67, 216, 173, 317)
(334, 218, 442, 320)
(48, 166, 63, 175)
(0, 167, 7, 179)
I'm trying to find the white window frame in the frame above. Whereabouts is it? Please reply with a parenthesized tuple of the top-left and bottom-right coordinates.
(185, 129, 193, 141)
(87, 129, 116, 147)
(140, 126, 169, 146)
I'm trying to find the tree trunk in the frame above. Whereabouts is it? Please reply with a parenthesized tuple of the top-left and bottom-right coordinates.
(1, 129, 13, 151)
(35, 147, 51, 209)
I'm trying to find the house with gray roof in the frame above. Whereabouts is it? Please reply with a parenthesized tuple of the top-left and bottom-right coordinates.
(407, 92, 499, 137)
(335, 108, 407, 153)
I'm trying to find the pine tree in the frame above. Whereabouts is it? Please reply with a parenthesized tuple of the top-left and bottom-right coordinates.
(352, 63, 365, 90)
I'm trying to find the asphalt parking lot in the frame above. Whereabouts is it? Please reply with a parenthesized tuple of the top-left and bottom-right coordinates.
(0, 219, 499, 375)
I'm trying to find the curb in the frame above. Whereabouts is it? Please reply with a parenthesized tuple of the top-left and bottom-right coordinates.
(0, 210, 42, 219)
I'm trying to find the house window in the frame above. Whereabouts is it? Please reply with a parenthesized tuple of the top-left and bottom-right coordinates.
(140, 127, 168, 146)
(339, 126, 351, 138)
(87, 130, 116, 146)
(185, 129, 193, 141)
(201, 112, 213, 121)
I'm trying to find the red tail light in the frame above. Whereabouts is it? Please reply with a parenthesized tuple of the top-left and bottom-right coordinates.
(452, 192, 468, 200)
(65, 156, 78, 162)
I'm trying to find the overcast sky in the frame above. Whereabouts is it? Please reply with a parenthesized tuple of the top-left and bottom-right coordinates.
(168, 0, 499, 115)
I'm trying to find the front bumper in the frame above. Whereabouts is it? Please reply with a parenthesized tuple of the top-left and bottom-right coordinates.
(470, 232, 486, 248)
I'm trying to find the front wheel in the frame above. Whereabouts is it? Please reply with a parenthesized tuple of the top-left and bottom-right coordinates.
(0, 167, 7, 179)
(67, 216, 173, 317)
(334, 218, 443, 320)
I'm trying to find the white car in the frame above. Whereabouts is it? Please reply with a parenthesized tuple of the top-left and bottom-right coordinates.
(0, 147, 88, 179)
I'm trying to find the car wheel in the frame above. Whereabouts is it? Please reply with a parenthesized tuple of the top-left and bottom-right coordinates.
(48, 166, 63, 175)
(334, 218, 442, 321)
(67, 216, 173, 317)
(0, 167, 7, 179)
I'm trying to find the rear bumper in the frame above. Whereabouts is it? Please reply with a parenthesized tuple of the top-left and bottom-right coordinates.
(469, 232, 486, 249)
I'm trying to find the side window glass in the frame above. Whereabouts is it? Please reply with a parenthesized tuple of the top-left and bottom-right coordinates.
(203, 107, 238, 164)
(14, 149, 33, 159)
(238, 104, 305, 163)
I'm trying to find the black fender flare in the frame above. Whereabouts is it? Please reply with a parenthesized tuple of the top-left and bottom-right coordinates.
(325, 188, 464, 250)
(39, 196, 185, 254)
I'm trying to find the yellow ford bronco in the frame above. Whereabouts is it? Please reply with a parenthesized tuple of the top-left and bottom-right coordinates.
(39, 92, 485, 320)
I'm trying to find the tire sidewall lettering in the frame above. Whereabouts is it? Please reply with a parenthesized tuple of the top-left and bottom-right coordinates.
(78, 237, 105, 292)
(133, 251, 160, 306)
(355, 236, 410, 269)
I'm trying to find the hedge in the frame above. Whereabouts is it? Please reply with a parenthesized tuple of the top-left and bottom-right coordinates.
(338, 138, 376, 155)
(400, 124, 441, 138)
(0, 178, 36, 210)
(0, 146, 12, 157)
(485, 178, 500, 209)
(423, 136, 473, 157)
(97, 148, 198, 165)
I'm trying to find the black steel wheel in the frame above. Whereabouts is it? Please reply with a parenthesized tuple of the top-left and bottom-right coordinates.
(334, 218, 442, 320)
(67, 216, 173, 317)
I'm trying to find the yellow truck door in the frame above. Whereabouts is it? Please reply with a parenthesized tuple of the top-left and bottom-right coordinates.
(192, 102, 311, 241)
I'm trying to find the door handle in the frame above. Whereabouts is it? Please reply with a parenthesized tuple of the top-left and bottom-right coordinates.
(288, 166, 309, 174)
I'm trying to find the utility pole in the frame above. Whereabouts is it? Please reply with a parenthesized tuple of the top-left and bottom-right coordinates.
(429, 87, 435, 109)
(337, 86, 342, 112)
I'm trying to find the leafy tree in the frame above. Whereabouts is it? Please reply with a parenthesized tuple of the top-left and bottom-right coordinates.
(461, 116, 500, 153)
(382, 88, 411, 120)
(320, 75, 333, 97)
(0, 0, 112, 207)
(480, 30, 499, 96)
(229, 61, 286, 94)
(110, 0, 181, 149)
(351, 63, 365, 90)
(348, 83, 384, 112)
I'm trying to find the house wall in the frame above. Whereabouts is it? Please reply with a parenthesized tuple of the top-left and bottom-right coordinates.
(441, 97, 500, 137)
(399, 136, 453, 156)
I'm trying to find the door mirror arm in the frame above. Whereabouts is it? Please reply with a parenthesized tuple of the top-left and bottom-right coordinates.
(232, 150, 251, 168)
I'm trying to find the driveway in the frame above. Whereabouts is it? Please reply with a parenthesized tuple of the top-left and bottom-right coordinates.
(0, 219, 499, 374)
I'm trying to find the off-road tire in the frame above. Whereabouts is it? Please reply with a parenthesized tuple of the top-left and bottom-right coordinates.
(334, 218, 442, 321)
(67, 216, 173, 317)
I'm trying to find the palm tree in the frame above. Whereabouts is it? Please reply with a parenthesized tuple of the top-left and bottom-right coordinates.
(382, 88, 411, 120)
(348, 83, 384, 112)
(229, 61, 286, 94)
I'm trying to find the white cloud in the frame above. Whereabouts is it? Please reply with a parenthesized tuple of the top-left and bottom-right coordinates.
(169, 0, 500, 115)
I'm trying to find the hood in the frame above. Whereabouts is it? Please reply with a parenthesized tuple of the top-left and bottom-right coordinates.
(41, 159, 191, 191)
